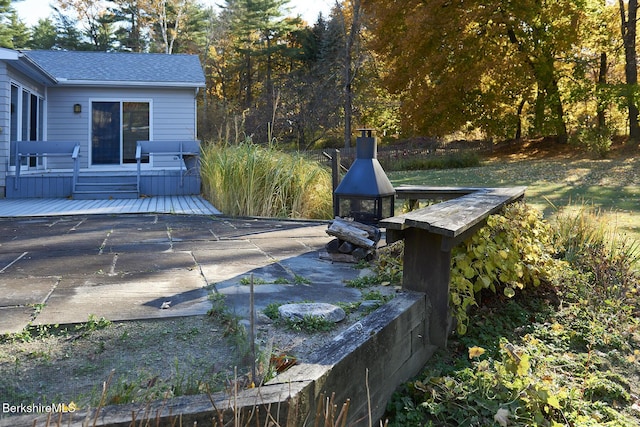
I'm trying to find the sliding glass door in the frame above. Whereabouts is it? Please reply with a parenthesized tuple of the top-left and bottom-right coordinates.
(91, 101, 150, 165)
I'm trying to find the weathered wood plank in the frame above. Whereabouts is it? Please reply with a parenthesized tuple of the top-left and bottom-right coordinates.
(403, 187, 525, 238)
(395, 186, 479, 201)
(380, 186, 526, 238)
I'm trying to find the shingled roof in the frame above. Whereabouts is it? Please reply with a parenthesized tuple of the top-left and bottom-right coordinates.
(22, 50, 205, 88)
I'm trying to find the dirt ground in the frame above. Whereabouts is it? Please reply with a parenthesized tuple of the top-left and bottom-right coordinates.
(0, 285, 388, 413)
(486, 135, 638, 161)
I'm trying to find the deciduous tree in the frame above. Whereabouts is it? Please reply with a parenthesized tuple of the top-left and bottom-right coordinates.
(619, 0, 640, 141)
(362, 0, 586, 142)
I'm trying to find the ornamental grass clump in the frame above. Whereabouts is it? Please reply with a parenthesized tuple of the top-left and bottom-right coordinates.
(552, 203, 639, 301)
(200, 141, 333, 219)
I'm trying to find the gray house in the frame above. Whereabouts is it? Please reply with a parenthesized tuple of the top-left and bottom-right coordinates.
(0, 48, 205, 199)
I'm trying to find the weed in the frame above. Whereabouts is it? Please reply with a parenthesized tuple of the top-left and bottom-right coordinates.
(79, 314, 112, 332)
(284, 314, 335, 333)
(239, 276, 268, 285)
(1, 314, 111, 344)
(345, 275, 381, 289)
(336, 301, 361, 315)
(361, 290, 386, 301)
(207, 293, 246, 339)
(293, 274, 312, 285)
(263, 302, 282, 320)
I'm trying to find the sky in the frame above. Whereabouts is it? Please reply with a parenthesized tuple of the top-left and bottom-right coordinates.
(12, 0, 334, 27)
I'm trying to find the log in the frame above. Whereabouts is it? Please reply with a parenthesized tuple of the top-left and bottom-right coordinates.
(325, 238, 341, 253)
(351, 247, 369, 260)
(333, 218, 382, 243)
(338, 241, 355, 253)
(326, 221, 376, 249)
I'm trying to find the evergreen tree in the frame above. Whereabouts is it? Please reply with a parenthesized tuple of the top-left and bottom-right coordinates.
(0, 0, 14, 48)
(8, 10, 29, 48)
(28, 18, 58, 49)
(52, 7, 85, 50)
(54, 0, 118, 50)
(222, 0, 301, 138)
(108, 0, 148, 52)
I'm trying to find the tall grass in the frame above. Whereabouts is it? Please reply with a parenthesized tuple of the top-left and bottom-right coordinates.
(200, 141, 333, 219)
(551, 202, 639, 302)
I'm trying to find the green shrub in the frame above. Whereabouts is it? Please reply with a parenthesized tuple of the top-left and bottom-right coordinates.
(375, 202, 564, 335)
(449, 202, 565, 334)
(383, 202, 640, 426)
(200, 141, 333, 219)
(569, 126, 613, 158)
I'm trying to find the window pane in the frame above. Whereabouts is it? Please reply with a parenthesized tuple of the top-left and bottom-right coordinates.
(30, 94, 38, 140)
(9, 86, 17, 166)
(92, 102, 121, 165)
(122, 102, 149, 163)
(21, 90, 28, 141)
(10, 85, 17, 142)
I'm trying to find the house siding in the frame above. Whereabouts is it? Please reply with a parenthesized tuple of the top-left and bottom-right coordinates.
(47, 86, 197, 140)
(1, 50, 204, 199)
(46, 86, 198, 168)
(0, 62, 8, 196)
(1, 64, 47, 197)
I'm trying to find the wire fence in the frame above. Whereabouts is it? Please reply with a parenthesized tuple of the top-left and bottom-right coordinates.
(301, 139, 494, 169)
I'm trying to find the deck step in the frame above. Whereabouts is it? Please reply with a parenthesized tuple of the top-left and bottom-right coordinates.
(73, 190, 139, 200)
(73, 175, 139, 200)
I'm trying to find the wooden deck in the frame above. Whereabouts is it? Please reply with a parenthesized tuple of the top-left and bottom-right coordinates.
(0, 195, 221, 217)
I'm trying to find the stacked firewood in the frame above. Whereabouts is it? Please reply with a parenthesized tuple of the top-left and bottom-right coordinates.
(323, 218, 382, 262)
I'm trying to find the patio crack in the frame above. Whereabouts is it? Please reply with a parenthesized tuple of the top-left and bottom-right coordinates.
(0, 251, 28, 274)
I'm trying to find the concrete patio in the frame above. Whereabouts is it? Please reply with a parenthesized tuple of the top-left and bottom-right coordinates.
(0, 212, 363, 334)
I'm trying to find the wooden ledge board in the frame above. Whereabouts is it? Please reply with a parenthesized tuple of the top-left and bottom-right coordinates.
(381, 186, 526, 239)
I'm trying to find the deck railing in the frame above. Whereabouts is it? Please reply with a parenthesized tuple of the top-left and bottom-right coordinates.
(12, 141, 81, 192)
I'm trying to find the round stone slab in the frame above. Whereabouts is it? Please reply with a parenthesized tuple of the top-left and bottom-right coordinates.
(278, 303, 346, 323)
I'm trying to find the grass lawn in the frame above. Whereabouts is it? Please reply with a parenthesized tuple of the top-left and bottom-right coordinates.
(388, 155, 640, 240)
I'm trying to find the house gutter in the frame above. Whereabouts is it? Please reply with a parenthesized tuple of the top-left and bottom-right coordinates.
(54, 79, 206, 88)
(15, 51, 57, 85)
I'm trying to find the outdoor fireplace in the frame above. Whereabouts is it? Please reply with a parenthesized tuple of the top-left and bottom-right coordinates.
(333, 129, 395, 225)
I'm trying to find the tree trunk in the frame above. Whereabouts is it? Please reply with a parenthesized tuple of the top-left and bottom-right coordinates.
(548, 77, 568, 144)
(515, 98, 525, 140)
(619, 0, 640, 140)
(597, 52, 607, 129)
(340, 0, 362, 149)
(507, 28, 567, 143)
(245, 51, 252, 109)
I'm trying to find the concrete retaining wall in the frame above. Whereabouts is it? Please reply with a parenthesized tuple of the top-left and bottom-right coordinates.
(4, 292, 436, 427)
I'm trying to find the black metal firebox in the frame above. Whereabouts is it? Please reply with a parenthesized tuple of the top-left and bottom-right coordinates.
(333, 129, 395, 225)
